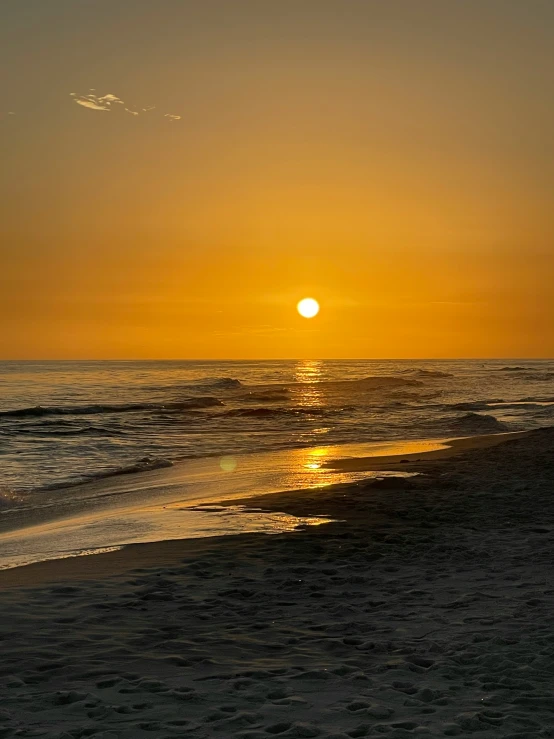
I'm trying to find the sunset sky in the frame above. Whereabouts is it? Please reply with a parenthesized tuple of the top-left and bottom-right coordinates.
(2, 0, 553, 359)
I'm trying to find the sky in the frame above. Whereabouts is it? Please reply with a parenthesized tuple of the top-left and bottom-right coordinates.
(1, 0, 553, 359)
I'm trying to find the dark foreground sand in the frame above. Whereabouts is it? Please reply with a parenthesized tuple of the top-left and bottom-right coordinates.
(1, 428, 554, 738)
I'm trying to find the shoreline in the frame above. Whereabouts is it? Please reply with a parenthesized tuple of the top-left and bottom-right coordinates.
(0, 431, 512, 574)
(0, 429, 531, 588)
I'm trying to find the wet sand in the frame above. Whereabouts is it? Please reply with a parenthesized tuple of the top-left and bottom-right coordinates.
(1, 427, 553, 738)
(324, 430, 528, 472)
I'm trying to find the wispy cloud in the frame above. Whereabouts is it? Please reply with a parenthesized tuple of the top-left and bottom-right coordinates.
(71, 96, 110, 111)
(98, 93, 124, 105)
(70, 91, 124, 111)
(70, 90, 180, 122)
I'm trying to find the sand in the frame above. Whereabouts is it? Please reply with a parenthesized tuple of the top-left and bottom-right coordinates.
(1, 428, 554, 738)
(324, 430, 529, 472)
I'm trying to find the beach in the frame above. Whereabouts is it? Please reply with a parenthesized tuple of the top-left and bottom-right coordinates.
(3, 360, 553, 570)
(4, 0, 554, 734)
(1, 428, 554, 738)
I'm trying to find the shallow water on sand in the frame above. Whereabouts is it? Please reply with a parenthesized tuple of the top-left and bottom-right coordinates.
(0, 438, 436, 569)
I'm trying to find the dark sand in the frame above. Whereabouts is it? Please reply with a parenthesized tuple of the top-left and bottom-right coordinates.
(324, 431, 528, 472)
(1, 428, 554, 738)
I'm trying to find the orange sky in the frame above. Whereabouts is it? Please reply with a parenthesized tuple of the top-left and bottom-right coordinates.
(1, 0, 553, 358)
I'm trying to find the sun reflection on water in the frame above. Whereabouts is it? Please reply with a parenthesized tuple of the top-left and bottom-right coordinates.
(296, 445, 339, 487)
(293, 360, 325, 409)
(302, 446, 328, 470)
(294, 359, 323, 383)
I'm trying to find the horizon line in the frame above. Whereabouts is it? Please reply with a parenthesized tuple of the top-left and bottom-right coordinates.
(1, 357, 553, 363)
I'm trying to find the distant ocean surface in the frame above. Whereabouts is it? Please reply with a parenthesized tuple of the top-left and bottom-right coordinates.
(2, 360, 554, 498)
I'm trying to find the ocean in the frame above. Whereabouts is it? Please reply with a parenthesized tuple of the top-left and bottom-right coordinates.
(1, 359, 553, 568)
(2, 359, 554, 495)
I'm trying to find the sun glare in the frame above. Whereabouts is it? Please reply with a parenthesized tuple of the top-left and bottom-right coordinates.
(297, 298, 320, 319)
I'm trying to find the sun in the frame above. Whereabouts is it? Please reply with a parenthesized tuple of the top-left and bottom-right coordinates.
(297, 297, 320, 318)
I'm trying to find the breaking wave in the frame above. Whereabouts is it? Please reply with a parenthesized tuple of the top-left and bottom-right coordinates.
(446, 412, 510, 434)
(0, 397, 223, 419)
(33, 457, 175, 493)
(496, 367, 554, 380)
(85, 456, 174, 481)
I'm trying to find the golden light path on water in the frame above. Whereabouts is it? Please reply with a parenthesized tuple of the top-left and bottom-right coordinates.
(294, 359, 325, 410)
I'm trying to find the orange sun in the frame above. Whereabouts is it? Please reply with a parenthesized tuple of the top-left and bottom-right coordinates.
(297, 298, 320, 318)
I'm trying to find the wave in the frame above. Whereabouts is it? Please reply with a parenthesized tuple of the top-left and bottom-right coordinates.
(224, 407, 285, 418)
(226, 376, 424, 401)
(335, 375, 424, 388)
(424, 410, 511, 435)
(390, 390, 443, 401)
(401, 368, 454, 378)
(31, 457, 175, 493)
(451, 400, 503, 411)
(298, 376, 424, 390)
(87, 456, 174, 479)
(447, 412, 510, 434)
(195, 377, 242, 390)
(149, 377, 242, 392)
(494, 367, 554, 380)
(0, 397, 223, 419)
(453, 398, 554, 412)
(239, 375, 423, 395)
(220, 405, 349, 419)
(5, 424, 116, 437)
(238, 390, 291, 403)
(533, 408, 554, 421)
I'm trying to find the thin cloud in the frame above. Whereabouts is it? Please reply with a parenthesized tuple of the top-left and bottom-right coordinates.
(97, 93, 124, 105)
(70, 90, 180, 123)
(70, 92, 111, 111)
(73, 98, 110, 111)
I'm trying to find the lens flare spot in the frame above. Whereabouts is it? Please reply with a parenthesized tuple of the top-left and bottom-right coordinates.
(220, 455, 237, 472)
